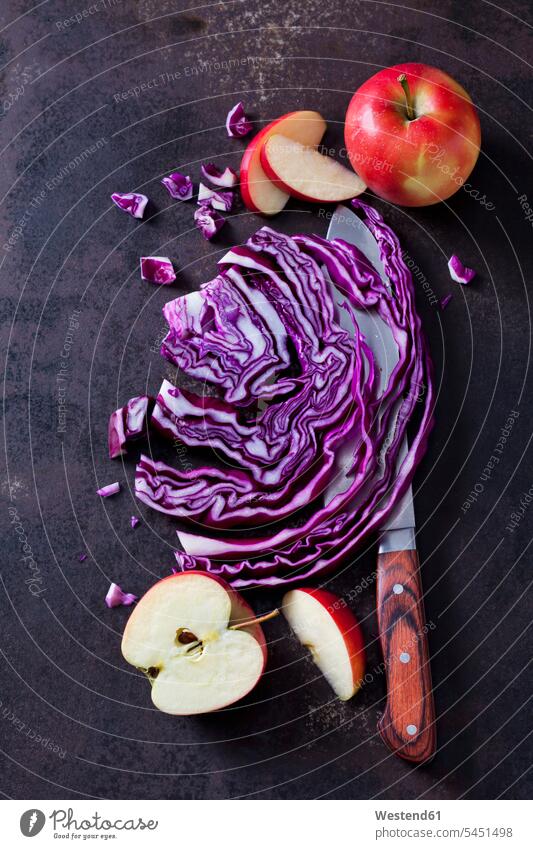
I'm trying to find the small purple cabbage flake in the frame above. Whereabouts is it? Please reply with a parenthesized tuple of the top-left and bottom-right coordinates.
(439, 293, 453, 311)
(111, 192, 148, 219)
(105, 582, 137, 609)
(448, 254, 476, 284)
(140, 256, 176, 285)
(130, 515, 140, 529)
(198, 182, 233, 211)
(161, 171, 193, 201)
(97, 481, 121, 497)
(200, 163, 238, 188)
(226, 102, 252, 138)
(78, 553, 87, 562)
(194, 203, 225, 240)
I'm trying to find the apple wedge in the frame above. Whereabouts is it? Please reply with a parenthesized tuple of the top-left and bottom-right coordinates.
(282, 588, 365, 701)
(240, 110, 327, 216)
(261, 134, 366, 203)
(122, 572, 266, 715)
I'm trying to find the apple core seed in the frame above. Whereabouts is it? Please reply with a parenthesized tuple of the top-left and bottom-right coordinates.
(176, 628, 199, 645)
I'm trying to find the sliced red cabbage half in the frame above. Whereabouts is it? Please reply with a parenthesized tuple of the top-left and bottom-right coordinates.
(129, 200, 434, 587)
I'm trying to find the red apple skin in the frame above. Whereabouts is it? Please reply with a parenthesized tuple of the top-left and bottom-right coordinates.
(297, 587, 366, 691)
(240, 114, 292, 213)
(345, 63, 481, 206)
(124, 571, 267, 668)
(240, 110, 326, 214)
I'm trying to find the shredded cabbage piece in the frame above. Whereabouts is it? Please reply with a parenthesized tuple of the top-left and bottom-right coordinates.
(97, 482, 120, 497)
(140, 257, 176, 285)
(448, 254, 476, 284)
(201, 163, 238, 188)
(161, 172, 193, 200)
(111, 192, 148, 219)
(226, 102, 252, 138)
(108, 395, 154, 458)
(198, 183, 233, 211)
(105, 583, 137, 608)
(194, 203, 225, 239)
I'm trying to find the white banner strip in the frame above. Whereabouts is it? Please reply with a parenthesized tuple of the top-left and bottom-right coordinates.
(2, 799, 529, 848)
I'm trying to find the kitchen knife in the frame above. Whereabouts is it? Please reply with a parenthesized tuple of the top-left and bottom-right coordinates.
(325, 204, 436, 764)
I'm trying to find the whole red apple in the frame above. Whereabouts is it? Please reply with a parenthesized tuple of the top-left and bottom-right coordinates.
(345, 63, 481, 206)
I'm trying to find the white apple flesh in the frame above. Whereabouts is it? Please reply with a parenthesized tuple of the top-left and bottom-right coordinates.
(122, 572, 266, 715)
(261, 134, 366, 203)
(282, 588, 365, 701)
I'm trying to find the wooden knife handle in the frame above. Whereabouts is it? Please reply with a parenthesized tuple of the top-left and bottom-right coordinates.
(376, 548, 436, 763)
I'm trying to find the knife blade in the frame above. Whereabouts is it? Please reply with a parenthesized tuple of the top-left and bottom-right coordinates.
(325, 204, 436, 764)
(325, 205, 415, 549)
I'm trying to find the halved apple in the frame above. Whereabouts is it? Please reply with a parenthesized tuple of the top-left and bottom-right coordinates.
(240, 110, 327, 216)
(122, 572, 266, 715)
(261, 134, 366, 203)
(282, 588, 365, 701)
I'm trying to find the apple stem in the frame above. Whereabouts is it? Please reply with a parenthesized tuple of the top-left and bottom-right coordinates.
(230, 608, 280, 630)
(397, 73, 415, 120)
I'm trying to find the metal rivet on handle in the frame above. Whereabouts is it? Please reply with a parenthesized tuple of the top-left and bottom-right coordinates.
(399, 652, 410, 664)
(406, 724, 417, 736)
(393, 584, 404, 594)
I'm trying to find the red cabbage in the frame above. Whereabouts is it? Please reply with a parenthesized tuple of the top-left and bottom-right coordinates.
(132, 201, 434, 586)
(448, 254, 476, 284)
(201, 163, 238, 188)
(78, 553, 87, 562)
(194, 203, 225, 240)
(97, 482, 120, 497)
(226, 102, 252, 138)
(130, 515, 140, 529)
(161, 172, 193, 200)
(105, 583, 137, 608)
(108, 395, 154, 459)
(439, 293, 453, 311)
(198, 183, 233, 211)
(140, 256, 176, 285)
(111, 192, 148, 219)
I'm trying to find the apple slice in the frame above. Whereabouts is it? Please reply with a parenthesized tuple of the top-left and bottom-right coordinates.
(122, 572, 266, 715)
(240, 110, 326, 216)
(261, 134, 366, 203)
(282, 588, 365, 700)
